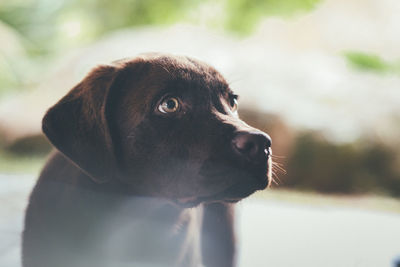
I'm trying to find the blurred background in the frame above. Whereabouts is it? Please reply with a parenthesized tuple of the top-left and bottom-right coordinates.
(0, 0, 400, 266)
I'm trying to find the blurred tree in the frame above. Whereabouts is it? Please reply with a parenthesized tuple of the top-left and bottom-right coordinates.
(0, 0, 321, 56)
(0, 0, 322, 96)
(284, 132, 400, 196)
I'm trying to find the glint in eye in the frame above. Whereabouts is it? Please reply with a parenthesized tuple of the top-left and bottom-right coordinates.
(229, 95, 238, 112)
(158, 97, 179, 113)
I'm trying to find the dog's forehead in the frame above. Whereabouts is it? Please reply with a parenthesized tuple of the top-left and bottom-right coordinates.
(120, 54, 231, 96)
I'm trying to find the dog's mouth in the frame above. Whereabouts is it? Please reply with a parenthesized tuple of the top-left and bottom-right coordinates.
(175, 177, 267, 208)
(175, 156, 271, 207)
(204, 177, 268, 202)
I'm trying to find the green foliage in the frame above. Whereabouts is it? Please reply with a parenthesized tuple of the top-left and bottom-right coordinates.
(0, 57, 19, 95)
(284, 133, 400, 196)
(345, 52, 389, 72)
(345, 51, 400, 75)
(0, 0, 323, 96)
(0, 134, 51, 173)
(225, 0, 320, 34)
(0, 0, 321, 56)
(4, 134, 52, 156)
(0, 151, 47, 174)
(76, 0, 201, 31)
(0, 0, 202, 55)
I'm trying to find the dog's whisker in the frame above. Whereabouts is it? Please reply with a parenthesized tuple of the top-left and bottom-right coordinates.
(271, 162, 283, 168)
(270, 157, 285, 164)
(273, 169, 286, 176)
(272, 161, 285, 167)
(272, 163, 287, 174)
(270, 172, 280, 186)
(270, 154, 285, 159)
(270, 156, 284, 161)
(275, 169, 287, 175)
(272, 172, 283, 186)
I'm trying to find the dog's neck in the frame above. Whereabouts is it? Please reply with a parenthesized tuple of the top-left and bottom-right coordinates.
(36, 151, 203, 266)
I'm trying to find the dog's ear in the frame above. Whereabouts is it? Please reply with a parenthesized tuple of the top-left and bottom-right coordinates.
(42, 64, 121, 182)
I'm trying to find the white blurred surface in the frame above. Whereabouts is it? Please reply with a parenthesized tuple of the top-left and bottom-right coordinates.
(237, 198, 400, 267)
(1, 174, 399, 267)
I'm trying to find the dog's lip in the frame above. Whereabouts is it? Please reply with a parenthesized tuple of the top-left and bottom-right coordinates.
(176, 158, 271, 207)
(173, 177, 267, 207)
(201, 175, 269, 203)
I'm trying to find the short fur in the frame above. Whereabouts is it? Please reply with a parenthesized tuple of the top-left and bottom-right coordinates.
(22, 53, 272, 267)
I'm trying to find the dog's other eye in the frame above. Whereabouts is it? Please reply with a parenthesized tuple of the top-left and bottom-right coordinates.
(158, 97, 179, 113)
(229, 95, 238, 112)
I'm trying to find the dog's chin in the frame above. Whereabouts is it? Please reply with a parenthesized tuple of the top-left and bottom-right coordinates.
(175, 173, 269, 208)
(207, 174, 269, 202)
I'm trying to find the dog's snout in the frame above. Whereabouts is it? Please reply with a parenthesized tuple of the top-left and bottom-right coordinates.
(232, 131, 271, 161)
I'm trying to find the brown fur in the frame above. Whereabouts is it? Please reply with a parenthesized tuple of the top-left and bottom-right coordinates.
(22, 53, 272, 267)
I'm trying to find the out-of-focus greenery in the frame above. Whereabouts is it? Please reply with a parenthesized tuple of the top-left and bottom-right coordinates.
(4, 135, 52, 155)
(284, 133, 400, 197)
(345, 51, 400, 74)
(225, 0, 319, 33)
(0, 0, 200, 56)
(0, 134, 50, 173)
(0, 151, 47, 174)
(0, 0, 320, 97)
(0, 0, 320, 52)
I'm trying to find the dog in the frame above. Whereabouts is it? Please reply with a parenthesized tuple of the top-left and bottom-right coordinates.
(22, 53, 272, 267)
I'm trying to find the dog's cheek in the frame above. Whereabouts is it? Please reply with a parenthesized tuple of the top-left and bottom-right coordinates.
(115, 121, 161, 190)
(115, 121, 197, 197)
(118, 115, 237, 198)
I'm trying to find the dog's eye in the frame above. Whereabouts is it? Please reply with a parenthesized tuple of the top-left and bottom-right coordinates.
(158, 97, 179, 113)
(230, 96, 238, 112)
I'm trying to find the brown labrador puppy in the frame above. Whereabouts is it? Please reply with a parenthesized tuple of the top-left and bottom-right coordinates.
(22, 53, 272, 267)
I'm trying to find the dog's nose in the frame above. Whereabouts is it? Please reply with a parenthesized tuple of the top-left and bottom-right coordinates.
(232, 131, 271, 161)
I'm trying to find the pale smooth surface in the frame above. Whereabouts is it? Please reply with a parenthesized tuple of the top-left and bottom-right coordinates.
(236, 198, 400, 267)
(1, 174, 400, 267)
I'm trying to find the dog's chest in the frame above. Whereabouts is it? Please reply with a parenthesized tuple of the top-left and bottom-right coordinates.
(87, 198, 203, 267)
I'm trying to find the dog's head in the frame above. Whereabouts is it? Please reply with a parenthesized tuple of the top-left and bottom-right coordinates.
(43, 53, 272, 206)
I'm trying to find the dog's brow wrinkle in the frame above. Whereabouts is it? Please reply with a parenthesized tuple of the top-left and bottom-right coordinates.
(211, 107, 251, 131)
